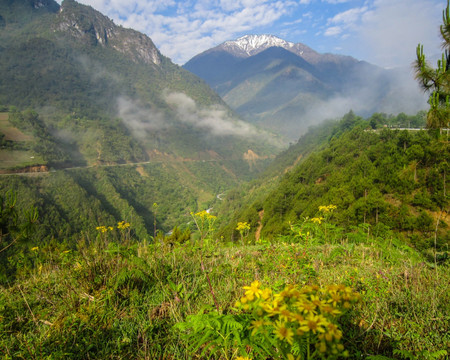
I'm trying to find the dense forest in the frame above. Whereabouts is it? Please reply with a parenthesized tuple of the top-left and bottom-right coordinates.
(219, 111, 448, 255)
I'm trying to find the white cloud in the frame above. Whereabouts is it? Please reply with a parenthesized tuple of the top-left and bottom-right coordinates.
(324, 6, 368, 38)
(324, 26, 342, 36)
(164, 92, 261, 138)
(357, 0, 442, 68)
(117, 97, 166, 139)
(118, 91, 277, 141)
(323, 0, 353, 4)
(328, 6, 368, 26)
(62, 0, 298, 64)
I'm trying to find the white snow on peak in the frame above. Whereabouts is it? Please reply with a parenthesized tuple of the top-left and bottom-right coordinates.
(224, 35, 295, 56)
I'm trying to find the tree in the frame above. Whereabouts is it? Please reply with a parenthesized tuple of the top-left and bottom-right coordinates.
(415, 0, 450, 128)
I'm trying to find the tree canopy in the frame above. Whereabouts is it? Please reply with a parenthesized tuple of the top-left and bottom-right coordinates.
(415, 0, 450, 128)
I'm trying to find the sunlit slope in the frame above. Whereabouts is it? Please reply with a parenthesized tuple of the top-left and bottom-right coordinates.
(217, 112, 448, 254)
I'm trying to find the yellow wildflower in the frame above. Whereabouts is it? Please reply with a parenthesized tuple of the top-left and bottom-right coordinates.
(96, 226, 108, 233)
(321, 304, 342, 316)
(319, 205, 337, 213)
(318, 341, 327, 353)
(262, 299, 284, 317)
(117, 221, 131, 230)
(299, 314, 328, 334)
(324, 322, 343, 342)
(31, 246, 39, 251)
(261, 287, 272, 300)
(249, 319, 265, 335)
(243, 280, 263, 300)
(310, 294, 327, 309)
(295, 300, 317, 315)
(328, 292, 342, 307)
(236, 222, 250, 231)
(273, 320, 294, 345)
(194, 210, 216, 221)
(291, 313, 305, 323)
(279, 308, 294, 322)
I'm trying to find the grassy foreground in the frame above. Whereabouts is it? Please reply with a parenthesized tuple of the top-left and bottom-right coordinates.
(0, 215, 449, 359)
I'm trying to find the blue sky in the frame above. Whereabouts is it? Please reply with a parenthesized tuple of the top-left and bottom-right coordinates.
(58, 0, 444, 68)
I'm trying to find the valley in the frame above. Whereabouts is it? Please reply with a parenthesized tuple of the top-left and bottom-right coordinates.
(0, 0, 448, 359)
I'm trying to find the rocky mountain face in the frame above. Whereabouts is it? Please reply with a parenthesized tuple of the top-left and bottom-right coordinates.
(54, 0, 161, 65)
(184, 35, 427, 140)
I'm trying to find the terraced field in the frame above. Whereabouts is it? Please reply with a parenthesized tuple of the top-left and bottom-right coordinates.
(0, 112, 45, 170)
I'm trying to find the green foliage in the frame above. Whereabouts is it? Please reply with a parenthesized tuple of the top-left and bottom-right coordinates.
(175, 312, 262, 359)
(0, 190, 38, 285)
(0, 218, 449, 359)
(220, 113, 449, 254)
(394, 349, 448, 360)
(415, 1, 450, 128)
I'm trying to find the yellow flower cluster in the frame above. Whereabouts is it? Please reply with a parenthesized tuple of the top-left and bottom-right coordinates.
(236, 221, 251, 232)
(318, 205, 337, 213)
(95, 225, 114, 233)
(311, 217, 324, 224)
(192, 210, 217, 221)
(96, 221, 131, 233)
(117, 221, 130, 230)
(235, 281, 360, 358)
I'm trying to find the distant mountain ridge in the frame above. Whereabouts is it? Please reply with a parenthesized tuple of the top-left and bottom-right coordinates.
(219, 34, 351, 65)
(184, 35, 427, 140)
(221, 34, 296, 57)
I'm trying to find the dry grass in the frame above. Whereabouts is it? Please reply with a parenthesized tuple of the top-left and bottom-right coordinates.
(0, 113, 33, 142)
(0, 150, 44, 169)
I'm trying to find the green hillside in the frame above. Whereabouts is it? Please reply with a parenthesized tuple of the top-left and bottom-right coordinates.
(217, 111, 448, 258)
(0, 0, 279, 249)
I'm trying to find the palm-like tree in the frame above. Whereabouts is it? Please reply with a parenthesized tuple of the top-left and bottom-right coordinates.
(415, 0, 450, 129)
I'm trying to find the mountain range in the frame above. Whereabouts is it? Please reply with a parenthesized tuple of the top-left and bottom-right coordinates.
(184, 34, 428, 140)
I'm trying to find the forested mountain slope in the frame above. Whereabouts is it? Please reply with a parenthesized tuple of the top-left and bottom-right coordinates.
(218, 111, 449, 256)
(0, 0, 279, 249)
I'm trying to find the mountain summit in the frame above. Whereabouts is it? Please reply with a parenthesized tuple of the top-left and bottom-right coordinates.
(218, 34, 326, 65)
(221, 34, 295, 57)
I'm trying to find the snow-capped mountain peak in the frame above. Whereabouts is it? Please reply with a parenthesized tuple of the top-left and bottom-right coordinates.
(222, 34, 295, 57)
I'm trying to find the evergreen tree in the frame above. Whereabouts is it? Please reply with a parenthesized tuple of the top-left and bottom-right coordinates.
(415, 0, 450, 128)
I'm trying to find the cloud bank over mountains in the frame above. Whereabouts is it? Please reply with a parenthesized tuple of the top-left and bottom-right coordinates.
(117, 92, 276, 143)
(56, 0, 442, 68)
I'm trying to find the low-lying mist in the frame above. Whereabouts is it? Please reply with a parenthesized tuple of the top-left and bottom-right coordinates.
(117, 91, 282, 146)
(265, 64, 429, 140)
